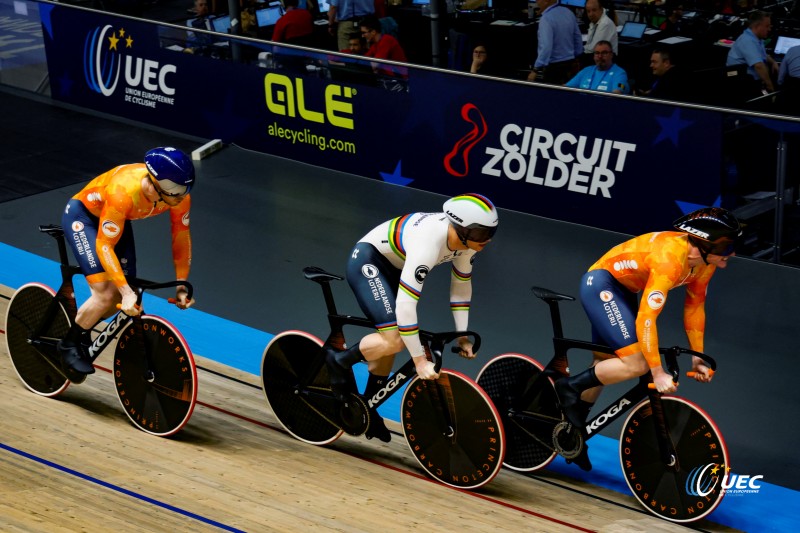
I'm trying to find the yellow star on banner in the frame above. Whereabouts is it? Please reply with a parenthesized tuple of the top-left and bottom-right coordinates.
(119, 28, 126, 37)
(710, 464, 720, 475)
(108, 33, 119, 50)
(126, 36, 134, 48)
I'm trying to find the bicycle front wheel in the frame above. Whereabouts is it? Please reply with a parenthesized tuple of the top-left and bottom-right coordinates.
(5, 283, 70, 397)
(261, 331, 343, 445)
(476, 354, 559, 471)
(401, 370, 505, 490)
(113, 316, 197, 437)
(620, 396, 729, 523)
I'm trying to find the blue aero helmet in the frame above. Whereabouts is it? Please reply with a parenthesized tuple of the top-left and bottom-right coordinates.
(144, 147, 195, 197)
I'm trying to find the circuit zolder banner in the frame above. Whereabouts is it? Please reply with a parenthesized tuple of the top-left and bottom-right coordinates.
(40, 4, 723, 235)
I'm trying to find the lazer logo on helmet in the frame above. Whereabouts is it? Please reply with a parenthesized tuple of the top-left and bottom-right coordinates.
(446, 210, 464, 224)
(264, 73, 354, 130)
(676, 224, 710, 239)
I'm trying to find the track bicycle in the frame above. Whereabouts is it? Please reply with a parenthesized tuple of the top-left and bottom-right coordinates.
(4, 225, 198, 437)
(476, 286, 728, 523)
(261, 266, 506, 490)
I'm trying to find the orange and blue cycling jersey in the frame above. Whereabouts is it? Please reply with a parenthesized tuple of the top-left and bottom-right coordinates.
(580, 231, 716, 368)
(62, 163, 191, 287)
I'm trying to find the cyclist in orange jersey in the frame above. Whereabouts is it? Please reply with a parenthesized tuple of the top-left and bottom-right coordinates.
(57, 147, 196, 380)
(556, 207, 742, 471)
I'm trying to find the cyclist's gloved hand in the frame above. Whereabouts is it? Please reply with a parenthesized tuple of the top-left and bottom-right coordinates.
(413, 354, 439, 380)
(455, 336, 476, 359)
(120, 291, 141, 316)
(651, 367, 677, 393)
(690, 356, 713, 383)
(174, 286, 195, 310)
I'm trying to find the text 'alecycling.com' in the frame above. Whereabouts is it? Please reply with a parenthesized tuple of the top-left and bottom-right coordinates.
(268, 122, 356, 154)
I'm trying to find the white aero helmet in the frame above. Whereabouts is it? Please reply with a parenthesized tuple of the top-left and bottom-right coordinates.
(443, 193, 499, 244)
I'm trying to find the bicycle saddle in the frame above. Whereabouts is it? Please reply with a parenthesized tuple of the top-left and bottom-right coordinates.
(303, 266, 344, 283)
(531, 286, 575, 302)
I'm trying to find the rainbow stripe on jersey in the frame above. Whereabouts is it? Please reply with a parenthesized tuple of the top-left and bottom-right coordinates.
(398, 323, 420, 337)
(388, 214, 412, 260)
(399, 279, 421, 300)
(452, 264, 471, 282)
(450, 301, 470, 312)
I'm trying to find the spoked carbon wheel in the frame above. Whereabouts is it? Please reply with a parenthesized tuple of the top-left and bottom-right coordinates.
(476, 354, 559, 471)
(620, 396, 728, 523)
(5, 283, 70, 397)
(113, 316, 197, 437)
(401, 370, 505, 490)
(261, 331, 343, 445)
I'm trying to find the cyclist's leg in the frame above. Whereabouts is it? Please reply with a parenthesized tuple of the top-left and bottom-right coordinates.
(327, 243, 403, 439)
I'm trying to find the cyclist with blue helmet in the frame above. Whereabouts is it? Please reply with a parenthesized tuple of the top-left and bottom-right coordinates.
(325, 193, 499, 442)
(57, 147, 196, 381)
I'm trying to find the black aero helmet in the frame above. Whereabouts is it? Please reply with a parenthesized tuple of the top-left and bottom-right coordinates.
(673, 207, 742, 257)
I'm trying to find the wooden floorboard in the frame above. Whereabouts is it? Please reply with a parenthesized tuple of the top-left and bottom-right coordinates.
(0, 284, 740, 532)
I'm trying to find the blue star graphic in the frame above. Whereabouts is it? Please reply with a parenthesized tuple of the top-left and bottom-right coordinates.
(380, 161, 413, 186)
(653, 108, 693, 146)
(675, 197, 722, 214)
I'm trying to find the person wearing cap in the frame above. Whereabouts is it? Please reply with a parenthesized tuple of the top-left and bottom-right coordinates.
(57, 147, 196, 381)
(555, 207, 742, 472)
(325, 193, 499, 443)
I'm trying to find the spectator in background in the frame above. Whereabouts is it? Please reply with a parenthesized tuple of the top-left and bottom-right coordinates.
(272, 0, 314, 44)
(659, 2, 684, 35)
(469, 42, 503, 77)
(778, 43, 800, 87)
(329, 0, 375, 53)
(639, 48, 689, 101)
(341, 32, 367, 54)
(566, 41, 630, 93)
(185, 0, 213, 54)
(726, 11, 779, 93)
(361, 14, 406, 62)
(777, 44, 800, 114)
(528, 0, 583, 84)
(582, 0, 617, 67)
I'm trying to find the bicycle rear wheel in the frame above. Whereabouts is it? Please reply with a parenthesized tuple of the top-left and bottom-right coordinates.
(476, 354, 559, 471)
(401, 370, 505, 490)
(113, 316, 197, 437)
(5, 283, 70, 397)
(261, 331, 343, 445)
(620, 396, 728, 523)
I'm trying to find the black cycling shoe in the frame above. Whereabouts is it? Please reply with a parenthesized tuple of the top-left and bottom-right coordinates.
(567, 444, 593, 471)
(325, 348, 354, 403)
(555, 378, 584, 433)
(365, 410, 392, 443)
(57, 339, 95, 380)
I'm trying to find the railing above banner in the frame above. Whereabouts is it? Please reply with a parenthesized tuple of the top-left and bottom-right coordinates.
(3, 0, 799, 265)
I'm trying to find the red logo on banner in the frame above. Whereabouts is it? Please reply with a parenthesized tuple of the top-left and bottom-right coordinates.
(443, 103, 488, 177)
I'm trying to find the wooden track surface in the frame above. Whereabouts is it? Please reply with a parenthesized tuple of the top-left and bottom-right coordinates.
(0, 285, 739, 532)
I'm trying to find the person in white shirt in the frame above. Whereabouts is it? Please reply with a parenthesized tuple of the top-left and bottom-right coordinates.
(583, 0, 617, 66)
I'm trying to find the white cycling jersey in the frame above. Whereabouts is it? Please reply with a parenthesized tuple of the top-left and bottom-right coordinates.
(359, 212, 477, 358)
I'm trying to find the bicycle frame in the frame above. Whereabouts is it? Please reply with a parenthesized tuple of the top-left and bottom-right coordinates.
(31, 225, 193, 380)
(516, 288, 716, 469)
(303, 266, 477, 419)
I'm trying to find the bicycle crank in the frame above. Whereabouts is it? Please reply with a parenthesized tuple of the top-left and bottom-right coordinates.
(338, 393, 369, 436)
(552, 421, 583, 460)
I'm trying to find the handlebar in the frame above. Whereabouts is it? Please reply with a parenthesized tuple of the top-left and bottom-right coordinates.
(647, 346, 717, 389)
(129, 278, 194, 306)
(420, 331, 481, 373)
